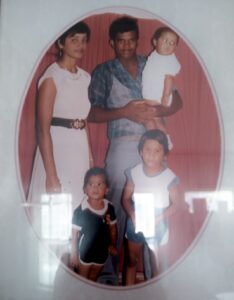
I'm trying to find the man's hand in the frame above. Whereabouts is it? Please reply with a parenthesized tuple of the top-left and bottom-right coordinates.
(123, 100, 156, 124)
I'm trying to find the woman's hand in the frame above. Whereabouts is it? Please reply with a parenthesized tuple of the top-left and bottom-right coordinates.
(46, 176, 62, 193)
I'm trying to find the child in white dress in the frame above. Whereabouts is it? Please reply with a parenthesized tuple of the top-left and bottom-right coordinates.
(122, 129, 182, 285)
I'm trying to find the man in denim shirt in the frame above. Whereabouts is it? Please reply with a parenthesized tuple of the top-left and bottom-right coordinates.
(88, 16, 182, 285)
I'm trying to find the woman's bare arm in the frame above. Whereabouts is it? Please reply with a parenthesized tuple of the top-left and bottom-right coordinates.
(37, 78, 61, 193)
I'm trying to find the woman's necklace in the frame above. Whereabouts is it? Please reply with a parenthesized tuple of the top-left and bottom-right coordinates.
(64, 68, 80, 80)
(57, 62, 80, 80)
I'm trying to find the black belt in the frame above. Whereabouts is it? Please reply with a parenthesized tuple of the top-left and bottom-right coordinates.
(51, 117, 86, 129)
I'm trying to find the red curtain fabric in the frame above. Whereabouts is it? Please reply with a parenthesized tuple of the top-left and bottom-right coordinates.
(18, 13, 221, 269)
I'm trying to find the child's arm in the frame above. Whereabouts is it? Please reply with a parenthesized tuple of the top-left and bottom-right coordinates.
(161, 75, 175, 107)
(70, 228, 80, 270)
(106, 208, 118, 256)
(108, 223, 118, 256)
(122, 180, 135, 225)
(155, 185, 188, 225)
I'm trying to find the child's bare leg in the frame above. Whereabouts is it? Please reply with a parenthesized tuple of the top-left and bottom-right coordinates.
(126, 240, 143, 285)
(78, 260, 91, 279)
(149, 249, 158, 278)
(154, 117, 167, 133)
(89, 264, 103, 282)
(144, 99, 161, 106)
(144, 116, 167, 131)
(157, 244, 169, 273)
(139, 99, 160, 130)
(143, 119, 158, 130)
(153, 118, 173, 150)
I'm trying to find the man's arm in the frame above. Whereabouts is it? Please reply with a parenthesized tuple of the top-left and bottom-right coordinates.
(88, 62, 182, 124)
(87, 105, 125, 123)
(88, 100, 157, 124)
(154, 89, 183, 118)
(88, 90, 182, 124)
(88, 63, 157, 124)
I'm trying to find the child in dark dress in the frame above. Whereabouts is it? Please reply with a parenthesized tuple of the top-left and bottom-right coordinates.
(70, 167, 117, 282)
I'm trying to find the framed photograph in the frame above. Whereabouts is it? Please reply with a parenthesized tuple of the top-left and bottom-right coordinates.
(1, 1, 234, 300)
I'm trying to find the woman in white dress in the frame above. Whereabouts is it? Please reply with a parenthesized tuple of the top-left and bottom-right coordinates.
(28, 22, 92, 219)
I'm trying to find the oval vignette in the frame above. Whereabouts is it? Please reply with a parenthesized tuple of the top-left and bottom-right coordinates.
(17, 11, 222, 287)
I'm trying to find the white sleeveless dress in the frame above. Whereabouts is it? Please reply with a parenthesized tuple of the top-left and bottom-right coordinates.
(27, 62, 91, 216)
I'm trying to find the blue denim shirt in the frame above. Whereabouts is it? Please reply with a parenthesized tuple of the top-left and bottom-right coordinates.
(89, 56, 147, 139)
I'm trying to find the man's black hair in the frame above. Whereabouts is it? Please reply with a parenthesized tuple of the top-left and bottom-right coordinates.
(109, 16, 139, 40)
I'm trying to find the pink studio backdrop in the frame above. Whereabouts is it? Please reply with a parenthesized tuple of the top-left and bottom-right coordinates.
(18, 13, 221, 271)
